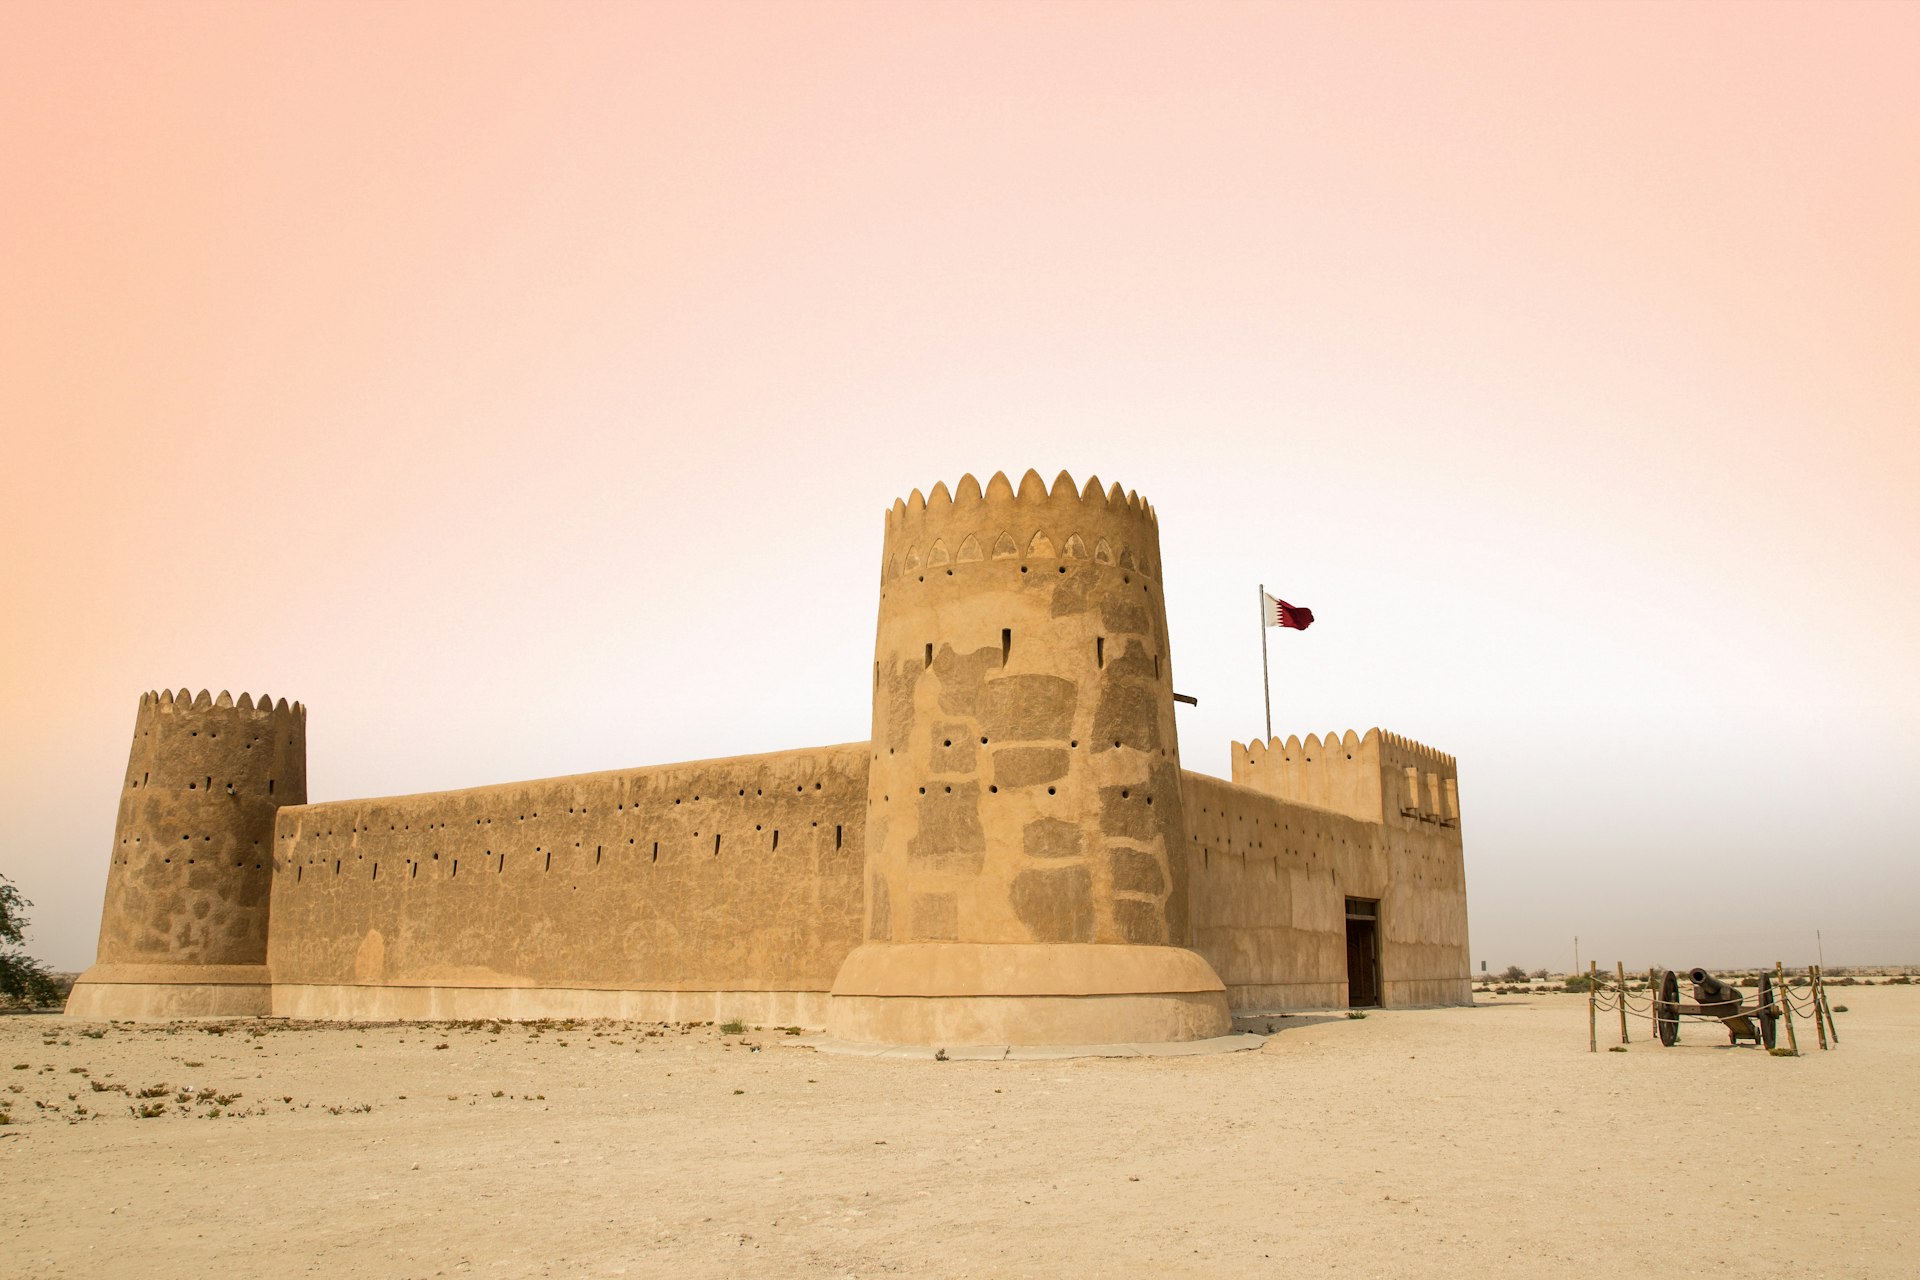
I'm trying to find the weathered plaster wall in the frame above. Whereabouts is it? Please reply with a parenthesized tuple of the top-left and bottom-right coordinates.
(1184, 767, 1471, 1011)
(861, 470, 1189, 949)
(67, 689, 306, 1019)
(91, 690, 306, 967)
(266, 744, 865, 1023)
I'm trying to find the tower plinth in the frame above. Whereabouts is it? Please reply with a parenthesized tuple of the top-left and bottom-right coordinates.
(66, 689, 306, 1018)
(825, 471, 1231, 1044)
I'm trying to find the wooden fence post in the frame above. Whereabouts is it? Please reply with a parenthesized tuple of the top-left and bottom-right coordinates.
(1616, 960, 1630, 1044)
(1815, 965, 1839, 1045)
(1809, 964, 1829, 1051)
(1774, 960, 1798, 1055)
(1588, 961, 1598, 1053)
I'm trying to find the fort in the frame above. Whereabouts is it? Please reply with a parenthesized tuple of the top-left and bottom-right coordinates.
(67, 471, 1471, 1044)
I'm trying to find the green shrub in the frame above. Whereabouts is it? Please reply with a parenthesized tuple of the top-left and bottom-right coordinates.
(719, 1019, 746, 1036)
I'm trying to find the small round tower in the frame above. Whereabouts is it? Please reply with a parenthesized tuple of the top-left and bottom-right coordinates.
(826, 471, 1231, 1044)
(66, 688, 306, 1018)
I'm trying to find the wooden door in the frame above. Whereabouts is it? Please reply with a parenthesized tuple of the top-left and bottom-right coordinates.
(1346, 917, 1379, 1007)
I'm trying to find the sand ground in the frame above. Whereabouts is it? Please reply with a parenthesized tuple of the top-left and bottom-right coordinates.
(3, 986, 1913, 1278)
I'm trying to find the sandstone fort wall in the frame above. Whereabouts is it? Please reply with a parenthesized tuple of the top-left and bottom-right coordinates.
(862, 471, 1186, 951)
(70, 474, 1474, 1036)
(1192, 738, 1471, 1009)
(67, 690, 305, 1018)
(266, 744, 865, 1023)
(830, 470, 1226, 1043)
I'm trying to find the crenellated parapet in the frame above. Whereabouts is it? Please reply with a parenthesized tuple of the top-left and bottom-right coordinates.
(67, 688, 308, 1018)
(880, 469, 1164, 586)
(1232, 728, 1460, 832)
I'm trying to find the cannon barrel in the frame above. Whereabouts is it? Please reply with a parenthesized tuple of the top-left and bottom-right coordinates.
(1688, 968, 1743, 1006)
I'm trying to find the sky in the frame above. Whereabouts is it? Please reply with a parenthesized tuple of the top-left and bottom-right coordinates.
(3, 2, 1916, 974)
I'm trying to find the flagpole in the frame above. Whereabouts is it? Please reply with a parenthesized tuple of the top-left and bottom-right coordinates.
(1259, 582, 1272, 743)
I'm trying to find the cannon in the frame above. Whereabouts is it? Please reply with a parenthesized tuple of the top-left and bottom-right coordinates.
(1653, 967, 1777, 1048)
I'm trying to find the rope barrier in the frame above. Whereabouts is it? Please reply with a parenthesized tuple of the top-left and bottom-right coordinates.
(1584, 962, 1838, 1053)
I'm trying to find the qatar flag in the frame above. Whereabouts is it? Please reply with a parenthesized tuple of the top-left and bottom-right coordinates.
(1261, 591, 1314, 631)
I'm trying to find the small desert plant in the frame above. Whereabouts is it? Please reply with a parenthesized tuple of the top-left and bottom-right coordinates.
(1500, 965, 1527, 982)
(719, 1019, 746, 1036)
(1563, 974, 1594, 993)
(1346, 1010, 1368, 1019)
(1832, 1005, 1848, 1013)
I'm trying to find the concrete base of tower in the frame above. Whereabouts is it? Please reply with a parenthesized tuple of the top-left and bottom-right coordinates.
(825, 942, 1232, 1045)
(64, 963, 273, 1019)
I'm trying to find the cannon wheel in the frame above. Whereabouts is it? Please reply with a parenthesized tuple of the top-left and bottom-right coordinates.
(1656, 969, 1680, 1046)
(1756, 972, 1777, 1049)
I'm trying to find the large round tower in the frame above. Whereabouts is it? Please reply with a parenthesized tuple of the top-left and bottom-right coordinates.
(66, 688, 306, 1018)
(826, 471, 1231, 1044)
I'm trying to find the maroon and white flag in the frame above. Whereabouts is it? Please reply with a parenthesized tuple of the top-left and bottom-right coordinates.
(1262, 591, 1314, 631)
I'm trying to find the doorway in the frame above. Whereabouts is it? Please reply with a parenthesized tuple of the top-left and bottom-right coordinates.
(1345, 897, 1380, 1008)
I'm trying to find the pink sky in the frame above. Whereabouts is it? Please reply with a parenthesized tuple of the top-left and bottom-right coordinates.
(4, 2, 1916, 971)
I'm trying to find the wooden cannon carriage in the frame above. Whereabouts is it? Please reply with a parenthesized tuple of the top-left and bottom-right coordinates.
(1652, 967, 1779, 1048)
(1586, 960, 1835, 1054)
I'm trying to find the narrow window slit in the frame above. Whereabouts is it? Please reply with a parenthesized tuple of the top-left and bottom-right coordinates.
(1001, 628, 1012, 665)
(1096, 636, 1105, 668)
(834, 824, 843, 850)
(924, 642, 933, 669)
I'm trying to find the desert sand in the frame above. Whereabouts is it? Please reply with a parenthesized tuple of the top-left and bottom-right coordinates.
(4, 988, 1914, 1278)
